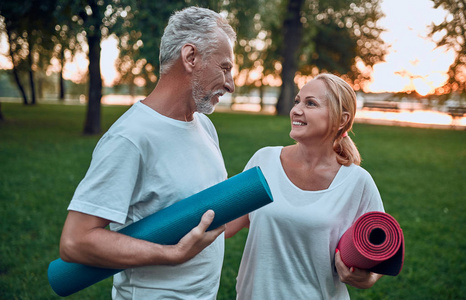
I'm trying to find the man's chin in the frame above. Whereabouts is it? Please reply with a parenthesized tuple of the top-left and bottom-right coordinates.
(201, 106, 215, 115)
(195, 96, 218, 114)
(196, 103, 215, 114)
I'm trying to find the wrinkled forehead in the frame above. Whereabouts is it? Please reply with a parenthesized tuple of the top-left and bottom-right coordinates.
(214, 30, 235, 64)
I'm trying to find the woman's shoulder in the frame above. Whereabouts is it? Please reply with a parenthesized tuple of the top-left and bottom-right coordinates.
(253, 146, 283, 158)
(343, 164, 377, 187)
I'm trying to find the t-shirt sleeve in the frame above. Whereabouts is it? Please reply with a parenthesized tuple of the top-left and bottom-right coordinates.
(68, 133, 142, 224)
(197, 113, 220, 145)
(243, 147, 271, 171)
(357, 169, 385, 216)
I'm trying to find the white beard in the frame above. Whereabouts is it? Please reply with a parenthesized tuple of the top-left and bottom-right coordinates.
(192, 79, 215, 114)
(192, 70, 225, 115)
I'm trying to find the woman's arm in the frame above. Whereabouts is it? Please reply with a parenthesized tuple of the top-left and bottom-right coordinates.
(335, 250, 383, 289)
(225, 214, 250, 238)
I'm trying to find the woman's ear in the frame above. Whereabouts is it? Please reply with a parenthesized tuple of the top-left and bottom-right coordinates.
(339, 112, 350, 131)
(181, 44, 197, 73)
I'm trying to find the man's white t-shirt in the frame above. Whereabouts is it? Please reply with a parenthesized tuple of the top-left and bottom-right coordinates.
(68, 101, 227, 299)
(236, 146, 384, 299)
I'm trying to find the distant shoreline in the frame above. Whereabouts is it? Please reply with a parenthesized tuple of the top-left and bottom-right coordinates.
(2, 97, 465, 131)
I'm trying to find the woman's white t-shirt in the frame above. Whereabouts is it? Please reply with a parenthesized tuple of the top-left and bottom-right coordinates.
(236, 146, 384, 300)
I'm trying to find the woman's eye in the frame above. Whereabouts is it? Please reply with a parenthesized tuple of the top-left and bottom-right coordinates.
(293, 99, 300, 105)
(306, 101, 316, 107)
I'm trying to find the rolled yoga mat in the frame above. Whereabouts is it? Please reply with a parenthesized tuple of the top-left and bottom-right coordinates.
(48, 166, 273, 297)
(337, 211, 404, 276)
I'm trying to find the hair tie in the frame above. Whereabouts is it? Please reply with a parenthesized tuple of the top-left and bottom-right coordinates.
(342, 131, 348, 138)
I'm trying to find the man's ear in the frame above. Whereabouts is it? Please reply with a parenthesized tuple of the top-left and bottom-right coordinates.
(339, 112, 350, 131)
(181, 44, 197, 73)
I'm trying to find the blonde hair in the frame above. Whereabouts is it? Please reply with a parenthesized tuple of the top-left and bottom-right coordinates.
(314, 73, 361, 166)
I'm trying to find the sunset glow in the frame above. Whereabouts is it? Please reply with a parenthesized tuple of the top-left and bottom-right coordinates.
(365, 0, 456, 95)
(0, 0, 460, 97)
(100, 36, 120, 86)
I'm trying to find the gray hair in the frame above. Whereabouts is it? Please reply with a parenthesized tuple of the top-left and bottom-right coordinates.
(159, 6, 236, 75)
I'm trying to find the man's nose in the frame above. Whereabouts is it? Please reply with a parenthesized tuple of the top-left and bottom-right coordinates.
(224, 73, 235, 93)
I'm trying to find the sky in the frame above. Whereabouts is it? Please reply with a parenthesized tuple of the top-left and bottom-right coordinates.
(0, 0, 457, 95)
(365, 0, 455, 95)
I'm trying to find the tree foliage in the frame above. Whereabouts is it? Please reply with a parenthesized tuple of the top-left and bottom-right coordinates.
(112, 0, 262, 95)
(429, 0, 466, 99)
(1, 0, 388, 125)
(0, 0, 57, 105)
(274, 0, 387, 114)
(55, 0, 129, 134)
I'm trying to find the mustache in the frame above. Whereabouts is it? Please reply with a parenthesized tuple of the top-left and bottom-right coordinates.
(213, 90, 226, 97)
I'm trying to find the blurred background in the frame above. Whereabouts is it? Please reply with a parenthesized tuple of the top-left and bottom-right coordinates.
(0, 0, 464, 133)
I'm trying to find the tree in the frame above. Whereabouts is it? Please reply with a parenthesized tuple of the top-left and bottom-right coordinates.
(274, 0, 387, 115)
(57, 0, 127, 135)
(0, 0, 58, 105)
(276, 0, 304, 115)
(227, 0, 281, 107)
(112, 0, 185, 95)
(81, 0, 104, 135)
(1, 4, 31, 105)
(113, 0, 262, 97)
(53, 3, 81, 101)
(429, 0, 466, 100)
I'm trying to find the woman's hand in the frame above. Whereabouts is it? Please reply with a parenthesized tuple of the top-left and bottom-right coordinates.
(335, 249, 383, 289)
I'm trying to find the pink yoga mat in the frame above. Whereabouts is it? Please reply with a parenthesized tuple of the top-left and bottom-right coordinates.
(337, 211, 404, 276)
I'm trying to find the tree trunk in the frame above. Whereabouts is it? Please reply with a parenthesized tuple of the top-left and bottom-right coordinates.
(275, 0, 304, 115)
(59, 48, 65, 101)
(129, 78, 135, 97)
(259, 81, 264, 111)
(28, 69, 36, 105)
(6, 26, 28, 105)
(37, 72, 44, 100)
(0, 102, 4, 121)
(27, 41, 37, 105)
(12, 67, 29, 105)
(83, 32, 102, 135)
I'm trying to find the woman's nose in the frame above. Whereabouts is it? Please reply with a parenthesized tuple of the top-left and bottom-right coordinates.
(291, 103, 303, 115)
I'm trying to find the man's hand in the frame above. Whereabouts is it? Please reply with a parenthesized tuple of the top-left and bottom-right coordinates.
(168, 210, 225, 265)
(335, 249, 382, 289)
(60, 210, 224, 269)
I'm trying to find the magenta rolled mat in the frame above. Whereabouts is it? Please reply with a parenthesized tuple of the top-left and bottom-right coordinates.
(337, 211, 404, 276)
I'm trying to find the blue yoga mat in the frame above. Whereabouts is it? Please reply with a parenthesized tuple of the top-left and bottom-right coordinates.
(48, 166, 273, 297)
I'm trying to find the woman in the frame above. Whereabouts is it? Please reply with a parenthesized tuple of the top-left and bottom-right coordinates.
(226, 73, 384, 299)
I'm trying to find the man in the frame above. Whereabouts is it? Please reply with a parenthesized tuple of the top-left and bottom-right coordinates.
(59, 7, 236, 299)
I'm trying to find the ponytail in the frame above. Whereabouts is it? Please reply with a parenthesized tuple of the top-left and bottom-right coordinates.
(314, 73, 362, 166)
(333, 134, 361, 166)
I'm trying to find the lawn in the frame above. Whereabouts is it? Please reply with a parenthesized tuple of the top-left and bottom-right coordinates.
(0, 102, 465, 299)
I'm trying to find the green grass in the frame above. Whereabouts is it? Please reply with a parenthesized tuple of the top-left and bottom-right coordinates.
(0, 102, 465, 299)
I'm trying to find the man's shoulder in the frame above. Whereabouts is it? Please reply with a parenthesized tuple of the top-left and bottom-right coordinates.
(194, 112, 215, 128)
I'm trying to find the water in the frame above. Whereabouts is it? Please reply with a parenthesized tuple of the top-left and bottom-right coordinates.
(2, 95, 464, 130)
